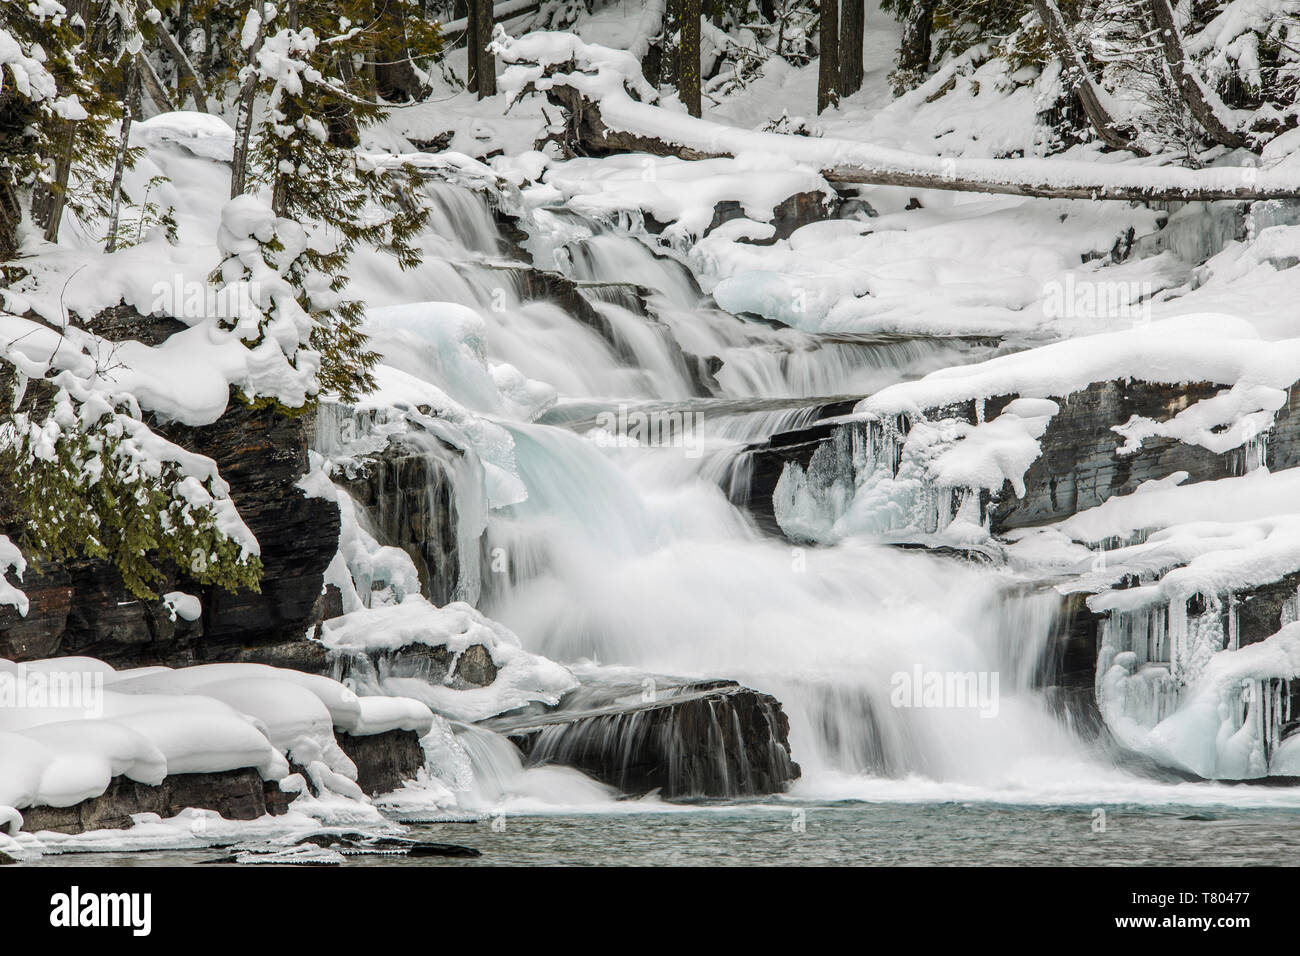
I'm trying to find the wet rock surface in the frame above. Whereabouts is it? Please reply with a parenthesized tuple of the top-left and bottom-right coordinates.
(486, 677, 800, 799)
(336, 729, 427, 797)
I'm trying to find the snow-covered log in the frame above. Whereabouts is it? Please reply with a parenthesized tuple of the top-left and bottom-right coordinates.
(497, 32, 1300, 202)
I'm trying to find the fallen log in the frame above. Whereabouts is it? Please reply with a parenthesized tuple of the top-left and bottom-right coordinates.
(817, 163, 1282, 201)
(537, 79, 1298, 201)
(441, 0, 541, 39)
(497, 34, 1300, 203)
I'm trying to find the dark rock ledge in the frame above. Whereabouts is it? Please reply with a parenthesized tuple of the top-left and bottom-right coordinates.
(486, 677, 800, 799)
(16, 729, 426, 837)
(19, 769, 291, 836)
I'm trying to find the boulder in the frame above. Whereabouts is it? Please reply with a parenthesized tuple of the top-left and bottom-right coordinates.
(487, 677, 800, 798)
(336, 729, 427, 797)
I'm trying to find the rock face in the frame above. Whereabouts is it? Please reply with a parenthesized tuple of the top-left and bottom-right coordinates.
(733, 400, 859, 535)
(744, 376, 1300, 541)
(986, 379, 1300, 531)
(1035, 590, 1105, 740)
(487, 678, 800, 799)
(330, 640, 500, 691)
(339, 433, 467, 607)
(336, 730, 427, 797)
(0, 308, 341, 668)
(19, 769, 291, 836)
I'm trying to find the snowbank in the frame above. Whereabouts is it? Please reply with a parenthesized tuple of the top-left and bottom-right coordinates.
(0, 656, 436, 830)
(320, 597, 579, 723)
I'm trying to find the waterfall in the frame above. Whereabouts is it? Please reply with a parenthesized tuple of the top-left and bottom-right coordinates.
(350, 174, 1205, 803)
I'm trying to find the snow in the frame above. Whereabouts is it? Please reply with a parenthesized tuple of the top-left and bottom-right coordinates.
(0, 656, 438, 831)
(855, 313, 1295, 420)
(162, 591, 202, 623)
(539, 153, 831, 242)
(319, 597, 578, 723)
(0, 536, 28, 616)
(1057, 469, 1300, 543)
(134, 111, 236, 162)
(495, 32, 1300, 198)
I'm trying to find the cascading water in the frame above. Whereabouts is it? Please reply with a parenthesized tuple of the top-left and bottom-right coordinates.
(353, 174, 1261, 806)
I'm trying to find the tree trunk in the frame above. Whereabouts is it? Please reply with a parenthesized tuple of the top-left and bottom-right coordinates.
(137, 52, 177, 113)
(1150, 0, 1247, 149)
(330, 53, 363, 147)
(464, 0, 478, 93)
(175, 0, 191, 101)
(680, 0, 701, 117)
(472, 0, 496, 98)
(30, 0, 101, 244)
(374, 0, 427, 102)
(230, 4, 268, 199)
(31, 121, 75, 243)
(1033, 0, 1147, 154)
(154, 20, 211, 113)
(818, 0, 840, 113)
(105, 62, 139, 254)
(0, 174, 18, 263)
(661, 0, 682, 90)
(896, 0, 935, 89)
(840, 0, 865, 97)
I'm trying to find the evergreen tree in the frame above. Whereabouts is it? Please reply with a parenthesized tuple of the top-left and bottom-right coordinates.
(239, 7, 435, 402)
(0, 377, 263, 601)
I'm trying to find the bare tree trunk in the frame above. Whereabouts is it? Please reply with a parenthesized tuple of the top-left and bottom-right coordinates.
(661, 0, 682, 89)
(680, 0, 701, 116)
(1033, 0, 1147, 154)
(840, 0, 865, 97)
(818, 0, 840, 113)
(137, 52, 177, 113)
(472, 0, 496, 98)
(330, 53, 363, 147)
(175, 0, 191, 101)
(896, 0, 935, 89)
(31, 120, 75, 243)
(105, 62, 140, 253)
(374, 0, 426, 101)
(154, 19, 211, 113)
(462, 0, 477, 93)
(230, 4, 268, 198)
(1151, 0, 1247, 149)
